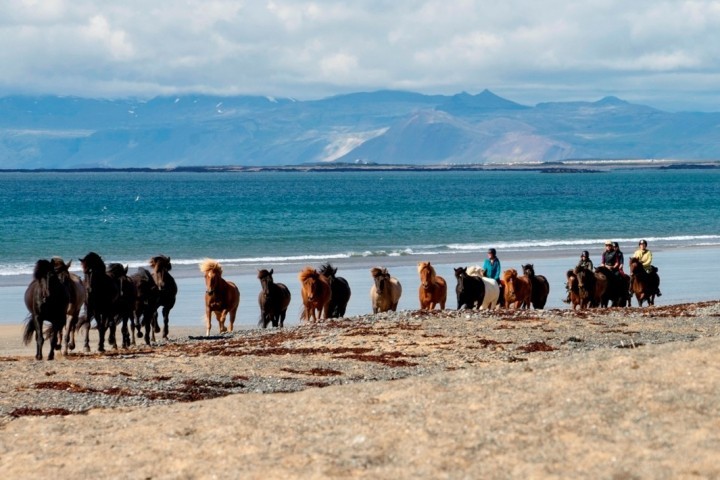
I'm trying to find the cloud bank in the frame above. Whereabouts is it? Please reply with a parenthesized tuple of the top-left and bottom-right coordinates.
(1, 0, 719, 110)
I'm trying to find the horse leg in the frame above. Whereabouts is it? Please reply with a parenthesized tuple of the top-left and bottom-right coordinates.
(162, 306, 171, 339)
(228, 310, 236, 332)
(204, 309, 212, 336)
(108, 315, 118, 350)
(32, 316, 44, 360)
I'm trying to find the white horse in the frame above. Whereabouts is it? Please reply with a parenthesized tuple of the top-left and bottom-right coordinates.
(466, 266, 500, 309)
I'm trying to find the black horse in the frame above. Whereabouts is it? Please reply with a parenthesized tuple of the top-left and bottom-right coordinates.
(319, 263, 351, 318)
(23, 259, 70, 360)
(150, 255, 177, 340)
(130, 267, 160, 346)
(521, 264, 550, 309)
(107, 263, 138, 349)
(454, 267, 486, 310)
(79, 252, 120, 352)
(257, 269, 291, 328)
(595, 266, 631, 307)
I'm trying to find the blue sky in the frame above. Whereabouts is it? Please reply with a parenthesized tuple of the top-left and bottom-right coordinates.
(2, 0, 719, 111)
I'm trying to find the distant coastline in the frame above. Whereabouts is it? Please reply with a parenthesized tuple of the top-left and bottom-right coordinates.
(1, 159, 719, 174)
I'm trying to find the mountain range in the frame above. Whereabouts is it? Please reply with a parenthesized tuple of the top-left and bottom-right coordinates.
(1, 89, 718, 169)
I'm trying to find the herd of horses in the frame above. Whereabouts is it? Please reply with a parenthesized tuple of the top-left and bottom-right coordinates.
(23, 253, 177, 360)
(23, 253, 660, 360)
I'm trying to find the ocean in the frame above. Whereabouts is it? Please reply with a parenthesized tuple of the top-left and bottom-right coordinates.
(2, 168, 719, 329)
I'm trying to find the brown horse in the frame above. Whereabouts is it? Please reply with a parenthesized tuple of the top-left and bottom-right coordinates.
(417, 261, 447, 310)
(565, 272, 582, 310)
(521, 264, 550, 309)
(575, 266, 609, 308)
(200, 259, 240, 335)
(502, 268, 532, 309)
(150, 255, 177, 340)
(629, 257, 660, 307)
(298, 267, 331, 321)
(370, 267, 402, 313)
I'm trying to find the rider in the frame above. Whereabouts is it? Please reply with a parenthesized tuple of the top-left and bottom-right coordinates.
(599, 240, 620, 274)
(633, 239, 661, 296)
(613, 242, 625, 274)
(563, 250, 594, 303)
(483, 248, 504, 306)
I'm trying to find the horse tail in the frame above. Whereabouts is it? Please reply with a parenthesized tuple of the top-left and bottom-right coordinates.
(22, 315, 35, 345)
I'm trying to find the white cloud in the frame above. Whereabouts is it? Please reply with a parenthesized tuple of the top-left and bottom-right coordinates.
(0, 0, 719, 110)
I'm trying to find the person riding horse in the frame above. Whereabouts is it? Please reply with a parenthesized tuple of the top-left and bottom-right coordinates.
(600, 241, 621, 274)
(633, 239, 661, 296)
(563, 250, 593, 304)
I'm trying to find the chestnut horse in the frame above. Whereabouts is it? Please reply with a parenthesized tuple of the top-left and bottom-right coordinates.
(417, 261, 447, 310)
(370, 267, 402, 313)
(257, 268, 291, 328)
(565, 272, 582, 310)
(521, 264, 550, 309)
(502, 269, 532, 309)
(574, 266, 607, 308)
(200, 259, 240, 335)
(298, 267, 331, 321)
(629, 257, 660, 307)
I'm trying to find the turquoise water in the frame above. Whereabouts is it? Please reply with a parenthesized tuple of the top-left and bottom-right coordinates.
(1, 168, 719, 327)
(1, 169, 719, 277)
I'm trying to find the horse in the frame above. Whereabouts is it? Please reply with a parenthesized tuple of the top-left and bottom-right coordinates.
(565, 271, 582, 310)
(298, 267, 331, 321)
(150, 255, 177, 340)
(130, 267, 159, 346)
(200, 259, 240, 336)
(257, 269, 291, 328)
(106, 263, 137, 349)
(454, 267, 486, 310)
(574, 266, 606, 309)
(595, 266, 630, 308)
(79, 252, 120, 353)
(319, 263, 351, 318)
(466, 266, 500, 308)
(51, 257, 86, 355)
(521, 264, 550, 309)
(502, 269, 532, 309)
(370, 267, 402, 314)
(629, 257, 660, 307)
(22, 259, 70, 360)
(417, 261, 447, 310)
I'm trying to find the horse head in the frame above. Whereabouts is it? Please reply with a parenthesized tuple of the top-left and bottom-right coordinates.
(522, 264, 535, 277)
(80, 252, 105, 275)
(370, 267, 390, 294)
(150, 255, 172, 289)
(418, 262, 436, 289)
(319, 263, 337, 280)
(454, 267, 468, 291)
(200, 259, 222, 296)
(257, 268, 274, 292)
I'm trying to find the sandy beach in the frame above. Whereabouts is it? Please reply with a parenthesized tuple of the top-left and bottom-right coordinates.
(1, 301, 720, 478)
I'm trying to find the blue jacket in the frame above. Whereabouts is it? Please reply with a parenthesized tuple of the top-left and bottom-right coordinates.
(483, 258, 501, 281)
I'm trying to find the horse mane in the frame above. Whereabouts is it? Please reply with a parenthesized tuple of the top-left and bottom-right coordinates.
(151, 255, 172, 271)
(33, 259, 53, 280)
(417, 261, 435, 277)
(370, 267, 388, 278)
(502, 269, 518, 281)
(298, 266, 318, 282)
(199, 258, 222, 274)
(82, 251, 106, 270)
(319, 263, 336, 278)
(107, 263, 127, 278)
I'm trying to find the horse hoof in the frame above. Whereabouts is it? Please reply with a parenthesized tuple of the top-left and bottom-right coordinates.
(84, 347, 91, 353)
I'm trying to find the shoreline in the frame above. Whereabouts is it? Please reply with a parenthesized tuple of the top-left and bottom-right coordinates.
(1, 244, 718, 331)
